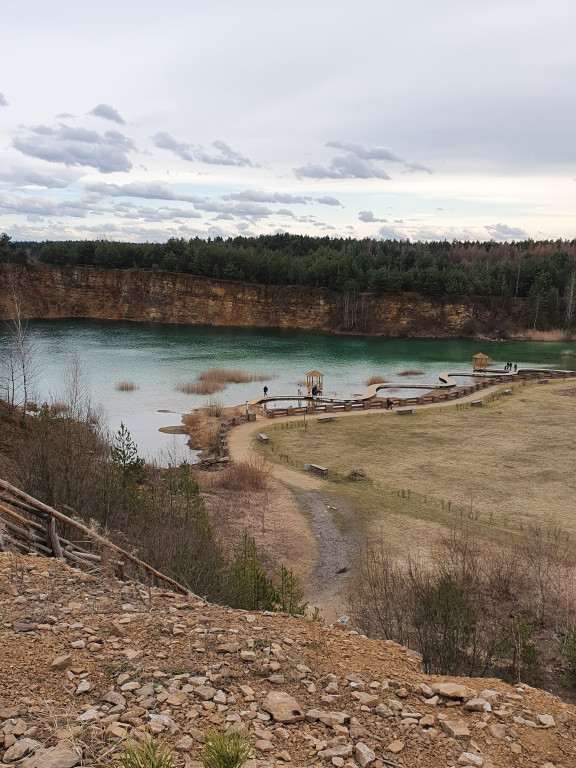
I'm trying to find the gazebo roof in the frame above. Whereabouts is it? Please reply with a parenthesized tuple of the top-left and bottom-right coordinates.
(472, 353, 488, 359)
(306, 370, 323, 377)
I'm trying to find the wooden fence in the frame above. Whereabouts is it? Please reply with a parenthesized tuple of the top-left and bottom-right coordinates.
(0, 479, 189, 594)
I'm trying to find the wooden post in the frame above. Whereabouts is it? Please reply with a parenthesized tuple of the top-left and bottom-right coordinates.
(46, 515, 64, 559)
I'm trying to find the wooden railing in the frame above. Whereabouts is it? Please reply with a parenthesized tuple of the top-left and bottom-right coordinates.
(0, 479, 189, 594)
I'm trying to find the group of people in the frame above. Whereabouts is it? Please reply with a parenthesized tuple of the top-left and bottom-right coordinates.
(504, 362, 517, 372)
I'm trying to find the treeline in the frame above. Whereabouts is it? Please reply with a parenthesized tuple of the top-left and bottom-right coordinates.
(3, 232, 576, 327)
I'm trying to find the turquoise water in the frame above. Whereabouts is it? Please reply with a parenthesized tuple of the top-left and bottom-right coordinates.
(2, 320, 574, 461)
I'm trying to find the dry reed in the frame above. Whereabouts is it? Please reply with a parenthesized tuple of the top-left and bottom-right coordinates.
(365, 375, 389, 386)
(116, 381, 139, 391)
(398, 369, 424, 376)
(178, 368, 274, 396)
(521, 329, 571, 342)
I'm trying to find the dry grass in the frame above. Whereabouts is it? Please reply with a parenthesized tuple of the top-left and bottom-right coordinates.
(206, 454, 272, 492)
(261, 380, 576, 554)
(181, 410, 219, 451)
(115, 381, 138, 392)
(177, 380, 225, 395)
(365, 375, 389, 386)
(397, 369, 424, 376)
(520, 329, 571, 342)
(178, 368, 274, 396)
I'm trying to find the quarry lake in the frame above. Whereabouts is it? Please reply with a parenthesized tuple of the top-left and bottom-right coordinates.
(4, 319, 575, 461)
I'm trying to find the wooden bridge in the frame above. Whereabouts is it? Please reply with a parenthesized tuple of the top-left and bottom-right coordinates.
(247, 367, 574, 418)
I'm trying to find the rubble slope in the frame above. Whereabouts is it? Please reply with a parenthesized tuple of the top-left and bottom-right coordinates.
(1, 553, 574, 768)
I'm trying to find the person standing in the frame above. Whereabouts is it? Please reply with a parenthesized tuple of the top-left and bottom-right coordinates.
(263, 385, 268, 397)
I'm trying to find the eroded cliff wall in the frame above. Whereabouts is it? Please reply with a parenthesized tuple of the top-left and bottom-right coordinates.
(0, 263, 527, 336)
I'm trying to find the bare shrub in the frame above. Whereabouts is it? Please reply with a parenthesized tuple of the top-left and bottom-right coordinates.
(365, 375, 389, 386)
(214, 455, 272, 492)
(115, 381, 138, 391)
(347, 523, 576, 681)
(204, 397, 224, 417)
(398, 369, 424, 376)
(179, 368, 275, 396)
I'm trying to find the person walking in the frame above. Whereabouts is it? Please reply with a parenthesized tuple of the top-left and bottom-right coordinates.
(263, 385, 268, 397)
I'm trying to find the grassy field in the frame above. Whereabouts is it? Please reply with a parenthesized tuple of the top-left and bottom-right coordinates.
(257, 380, 576, 553)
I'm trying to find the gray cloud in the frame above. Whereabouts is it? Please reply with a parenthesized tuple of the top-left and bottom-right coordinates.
(13, 124, 135, 173)
(152, 131, 194, 162)
(222, 189, 309, 204)
(316, 196, 341, 206)
(124, 205, 202, 222)
(359, 210, 387, 223)
(0, 93, 8, 107)
(326, 141, 404, 163)
(195, 140, 253, 167)
(90, 104, 126, 125)
(0, 192, 97, 218)
(86, 181, 202, 203)
(295, 141, 432, 180)
(485, 223, 528, 241)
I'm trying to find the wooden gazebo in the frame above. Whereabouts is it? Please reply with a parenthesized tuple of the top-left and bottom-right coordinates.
(306, 370, 323, 394)
(472, 353, 488, 371)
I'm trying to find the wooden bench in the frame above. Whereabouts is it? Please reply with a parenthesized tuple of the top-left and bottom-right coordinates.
(397, 408, 413, 415)
(257, 433, 269, 444)
(503, 389, 512, 395)
(317, 416, 338, 423)
(538, 378, 550, 384)
(309, 464, 328, 476)
(471, 400, 483, 407)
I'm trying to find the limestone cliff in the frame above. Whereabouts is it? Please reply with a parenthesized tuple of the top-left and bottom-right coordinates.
(0, 263, 527, 336)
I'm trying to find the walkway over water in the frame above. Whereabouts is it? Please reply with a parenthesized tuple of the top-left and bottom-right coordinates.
(247, 366, 572, 408)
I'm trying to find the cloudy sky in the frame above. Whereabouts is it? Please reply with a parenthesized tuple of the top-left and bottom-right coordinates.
(1, 0, 575, 244)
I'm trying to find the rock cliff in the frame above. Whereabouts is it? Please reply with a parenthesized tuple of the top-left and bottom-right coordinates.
(0, 264, 527, 337)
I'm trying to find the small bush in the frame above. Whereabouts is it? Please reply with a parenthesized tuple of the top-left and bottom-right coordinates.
(203, 727, 250, 768)
(216, 456, 271, 491)
(398, 369, 424, 376)
(365, 375, 389, 386)
(116, 381, 139, 391)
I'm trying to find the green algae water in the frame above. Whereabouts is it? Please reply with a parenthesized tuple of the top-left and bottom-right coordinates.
(2, 320, 574, 461)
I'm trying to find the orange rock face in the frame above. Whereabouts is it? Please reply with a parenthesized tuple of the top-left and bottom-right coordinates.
(0, 263, 527, 337)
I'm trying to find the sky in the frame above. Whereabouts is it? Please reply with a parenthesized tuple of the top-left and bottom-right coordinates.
(1, 0, 575, 245)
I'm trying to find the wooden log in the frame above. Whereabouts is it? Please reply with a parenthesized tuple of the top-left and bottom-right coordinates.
(0, 479, 190, 595)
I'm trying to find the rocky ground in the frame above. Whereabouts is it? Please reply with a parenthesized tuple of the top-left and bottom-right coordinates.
(1, 553, 575, 768)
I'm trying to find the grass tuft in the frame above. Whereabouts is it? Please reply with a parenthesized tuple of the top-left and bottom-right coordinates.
(101, 733, 174, 768)
(203, 728, 250, 768)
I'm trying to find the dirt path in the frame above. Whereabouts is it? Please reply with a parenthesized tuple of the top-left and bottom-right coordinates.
(296, 491, 361, 622)
(226, 381, 512, 618)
